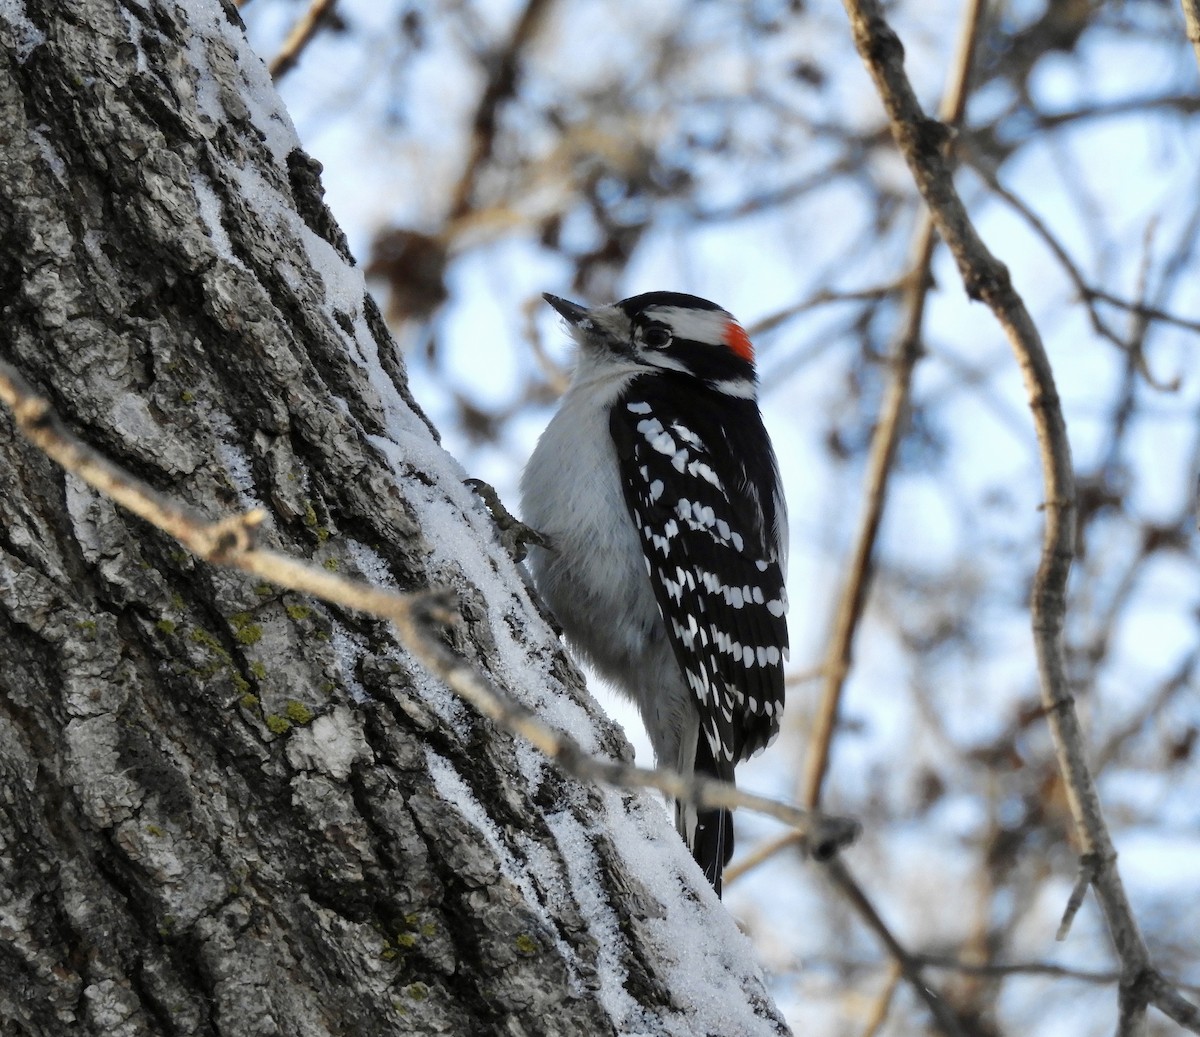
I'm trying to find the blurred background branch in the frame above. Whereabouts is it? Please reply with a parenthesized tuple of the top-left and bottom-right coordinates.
(269, 0, 339, 79)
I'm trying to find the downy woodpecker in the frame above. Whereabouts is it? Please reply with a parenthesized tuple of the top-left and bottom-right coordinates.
(521, 291, 789, 896)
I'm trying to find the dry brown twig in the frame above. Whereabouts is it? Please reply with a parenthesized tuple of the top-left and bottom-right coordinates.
(824, 859, 969, 1037)
(801, 0, 986, 817)
(745, 278, 914, 339)
(860, 960, 902, 1037)
(268, 0, 338, 80)
(840, 0, 1200, 1032)
(915, 955, 1200, 997)
(447, 0, 553, 224)
(0, 360, 858, 865)
(1182, 0, 1200, 75)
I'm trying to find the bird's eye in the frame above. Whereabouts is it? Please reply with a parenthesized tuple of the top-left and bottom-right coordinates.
(642, 325, 673, 349)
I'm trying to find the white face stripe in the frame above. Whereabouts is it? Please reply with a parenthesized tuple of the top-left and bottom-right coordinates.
(643, 306, 731, 346)
(639, 352, 692, 375)
(707, 377, 757, 399)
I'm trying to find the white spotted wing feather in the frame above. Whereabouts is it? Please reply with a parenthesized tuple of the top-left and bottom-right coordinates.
(609, 379, 789, 772)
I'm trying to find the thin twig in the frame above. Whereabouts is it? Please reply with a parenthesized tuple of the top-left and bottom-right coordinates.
(824, 859, 969, 1037)
(802, 0, 987, 814)
(920, 955, 1117, 985)
(915, 955, 1200, 998)
(840, 0, 1200, 1032)
(1091, 282, 1200, 341)
(1040, 93, 1200, 129)
(860, 961, 902, 1037)
(1057, 853, 1103, 941)
(969, 156, 1192, 385)
(745, 278, 912, 338)
(1181, 0, 1200, 76)
(1149, 971, 1200, 1030)
(269, 0, 338, 81)
(724, 829, 797, 885)
(446, 0, 553, 222)
(0, 361, 859, 862)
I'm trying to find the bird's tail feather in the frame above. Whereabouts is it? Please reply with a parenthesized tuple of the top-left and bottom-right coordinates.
(683, 734, 734, 897)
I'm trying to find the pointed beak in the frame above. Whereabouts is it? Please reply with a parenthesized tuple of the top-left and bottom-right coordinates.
(542, 293, 592, 328)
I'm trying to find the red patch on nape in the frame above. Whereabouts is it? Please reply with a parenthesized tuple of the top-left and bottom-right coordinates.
(723, 320, 754, 363)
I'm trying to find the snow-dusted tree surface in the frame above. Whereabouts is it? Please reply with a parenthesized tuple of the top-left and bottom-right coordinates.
(216, 0, 1199, 1034)
(0, 2, 794, 1034)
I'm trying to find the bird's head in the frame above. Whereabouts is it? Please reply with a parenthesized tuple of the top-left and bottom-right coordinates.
(544, 291, 757, 398)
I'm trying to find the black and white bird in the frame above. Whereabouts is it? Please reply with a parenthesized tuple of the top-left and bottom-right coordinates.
(521, 291, 789, 896)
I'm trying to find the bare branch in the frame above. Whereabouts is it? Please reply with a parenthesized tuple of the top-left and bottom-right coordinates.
(916, 955, 1200, 998)
(447, 0, 553, 223)
(269, 0, 338, 81)
(802, 0, 986, 814)
(745, 278, 912, 339)
(1181, 0, 1200, 77)
(823, 859, 970, 1037)
(724, 829, 800, 885)
(968, 155, 1193, 386)
(1057, 853, 1103, 941)
(840, 0, 1200, 1031)
(0, 361, 858, 863)
(1030, 93, 1200, 130)
(1149, 971, 1200, 1031)
(860, 961, 902, 1037)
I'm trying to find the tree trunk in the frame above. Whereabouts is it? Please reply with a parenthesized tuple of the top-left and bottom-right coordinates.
(0, 2, 788, 1034)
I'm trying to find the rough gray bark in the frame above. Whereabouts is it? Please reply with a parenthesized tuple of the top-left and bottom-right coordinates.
(0, 2, 788, 1035)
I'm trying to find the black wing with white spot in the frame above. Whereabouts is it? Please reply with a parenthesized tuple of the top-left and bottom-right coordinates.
(609, 374, 789, 773)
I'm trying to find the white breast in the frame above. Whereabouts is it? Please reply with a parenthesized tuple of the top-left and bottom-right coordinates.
(519, 366, 664, 677)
